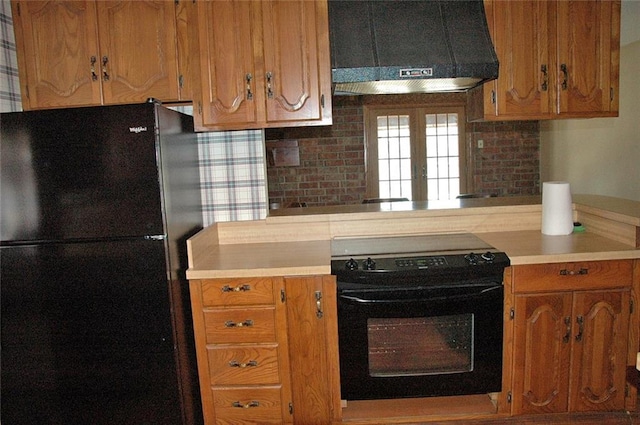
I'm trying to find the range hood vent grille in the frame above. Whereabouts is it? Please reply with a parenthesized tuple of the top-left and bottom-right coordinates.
(329, 0, 499, 95)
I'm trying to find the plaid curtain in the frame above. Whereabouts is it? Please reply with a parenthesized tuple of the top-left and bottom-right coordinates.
(0, 0, 20, 112)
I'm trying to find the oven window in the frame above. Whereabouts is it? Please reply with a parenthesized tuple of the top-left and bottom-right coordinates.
(367, 314, 474, 377)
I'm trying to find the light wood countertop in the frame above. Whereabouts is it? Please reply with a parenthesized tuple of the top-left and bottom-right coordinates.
(186, 195, 640, 279)
(186, 231, 638, 279)
(186, 239, 331, 279)
(477, 230, 639, 265)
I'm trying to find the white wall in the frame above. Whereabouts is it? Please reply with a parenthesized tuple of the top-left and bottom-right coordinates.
(540, 0, 640, 201)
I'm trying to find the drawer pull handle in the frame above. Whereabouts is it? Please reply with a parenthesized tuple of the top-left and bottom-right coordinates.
(221, 284, 251, 292)
(559, 268, 588, 276)
(232, 401, 260, 409)
(224, 319, 253, 328)
(229, 360, 258, 368)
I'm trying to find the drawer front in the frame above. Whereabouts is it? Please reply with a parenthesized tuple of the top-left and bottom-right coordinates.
(204, 307, 276, 344)
(208, 345, 280, 385)
(211, 386, 284, 424)
(511, 260, 633, 293)
(201, 278, 276, 307)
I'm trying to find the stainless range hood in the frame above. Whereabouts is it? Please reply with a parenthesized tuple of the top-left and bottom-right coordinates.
(328, 0, 499, 95)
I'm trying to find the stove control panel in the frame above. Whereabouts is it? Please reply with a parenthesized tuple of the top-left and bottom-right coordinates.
(395, 256, 447, 269)
(334, 250, 507, 273)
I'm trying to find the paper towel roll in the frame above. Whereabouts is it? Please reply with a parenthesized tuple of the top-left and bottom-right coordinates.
(541, 181, 573, 235)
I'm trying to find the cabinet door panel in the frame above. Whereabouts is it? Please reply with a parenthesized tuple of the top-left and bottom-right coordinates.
(512, 293, 572, 415)
(196, 0, 258, 127)
(492, 0, 552, 118)
(13, 1, 102, 108)
(96, 1, 180, 104)
(262, 0, 323, 123)
(556, 0, 613, 115)
(285, 275, 339, 424)
(570, 290, 630, 412)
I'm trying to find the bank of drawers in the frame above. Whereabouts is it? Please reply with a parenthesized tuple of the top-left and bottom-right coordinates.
(192, 277, 292, 424)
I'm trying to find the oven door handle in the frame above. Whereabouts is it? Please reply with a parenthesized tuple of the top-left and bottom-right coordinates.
(339, 285, 502, 304)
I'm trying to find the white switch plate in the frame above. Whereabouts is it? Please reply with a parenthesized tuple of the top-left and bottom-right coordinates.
(477, 139, 484, 149)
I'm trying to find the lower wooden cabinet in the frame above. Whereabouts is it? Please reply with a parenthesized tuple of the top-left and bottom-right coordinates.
(190, 262, 637, 423)
(506, 260, 636, 415)
(284, 275, 341, 425)
(189, 277, 293, 424)
(189, 275, 340, 424)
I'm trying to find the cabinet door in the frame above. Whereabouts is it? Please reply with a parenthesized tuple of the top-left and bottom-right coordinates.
(96, 1, 180, 104)
(492, 0, 553, 119)
(512, 293, 573, 415)
(262, 0, 331, 125)
(569, 289, 630, 412)
(284, 275, 340, 424)
(556, 0, 617, 116)
(195, 0, 259, 128)
(12, 1, 102, 109)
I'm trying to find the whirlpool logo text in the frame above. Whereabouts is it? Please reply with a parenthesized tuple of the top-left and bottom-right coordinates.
(129, 126, 148, 133)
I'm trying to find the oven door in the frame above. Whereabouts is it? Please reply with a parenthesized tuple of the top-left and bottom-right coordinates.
(337, 281, 503, 401)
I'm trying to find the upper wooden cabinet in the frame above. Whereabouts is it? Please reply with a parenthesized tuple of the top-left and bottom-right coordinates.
(11, 1, 183, 110)
(191, 0, 333, 131)
(468, 0, 620, 121)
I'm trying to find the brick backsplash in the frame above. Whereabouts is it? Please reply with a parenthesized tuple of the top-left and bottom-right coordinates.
(266, 95, 540, 207)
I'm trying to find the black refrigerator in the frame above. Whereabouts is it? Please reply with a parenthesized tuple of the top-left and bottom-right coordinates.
(1, 101, 204, 424)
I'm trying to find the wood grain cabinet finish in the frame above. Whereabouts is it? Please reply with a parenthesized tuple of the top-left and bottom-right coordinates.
(190, 277, 293, 424)
(191, 0, 332, 131)
(284, 275, 341, 425)
(11, 0, 183, 110)
(469, 0, 620, 121)
(190, 275, 341, 424)
(507, 260, 635, 416)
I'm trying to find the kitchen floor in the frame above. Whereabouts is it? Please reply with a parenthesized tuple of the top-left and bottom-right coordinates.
(441, 413, 639, 425)
(443, 406, 640, 425)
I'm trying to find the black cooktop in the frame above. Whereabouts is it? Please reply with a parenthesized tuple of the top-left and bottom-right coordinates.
(330, 234, 510, 281)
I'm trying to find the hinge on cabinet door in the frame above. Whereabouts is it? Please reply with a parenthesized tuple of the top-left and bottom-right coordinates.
(288, 402, 293, 415)
(178, 75, 184, 89)
(509, 307, 515, 320)
(198, 101, 202, 116)
(280, 288, 286, 303)
(507, 391, 512, 403)
(491, 90, 496, 104)
(321, 94, 325, 109)
(630, 299, 634, 314)
(611, 87, 615, 101)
